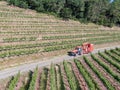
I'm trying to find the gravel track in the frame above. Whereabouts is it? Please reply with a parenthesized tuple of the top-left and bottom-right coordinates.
(0, 45, 120, 80)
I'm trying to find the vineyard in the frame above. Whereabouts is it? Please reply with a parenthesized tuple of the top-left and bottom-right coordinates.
(0, 1, 120, 69)
(0, 0, 120, 90)
(0, 48, 120, 90)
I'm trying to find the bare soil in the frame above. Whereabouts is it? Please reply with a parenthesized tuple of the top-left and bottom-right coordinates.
(71, 62, 89, 90)
(60, 65, 71, 90)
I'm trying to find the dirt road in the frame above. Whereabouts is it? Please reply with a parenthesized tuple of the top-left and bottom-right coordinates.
(0, 45, 120, 79)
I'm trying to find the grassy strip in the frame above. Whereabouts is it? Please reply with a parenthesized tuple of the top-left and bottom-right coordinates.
(58, 65, 65, 90)
(50, 64, 57, 90)
(7, 72, 20, 90)
(40, 68, 48, 90)
(28, 68, 38, 90)
(63, 61, 80, 90)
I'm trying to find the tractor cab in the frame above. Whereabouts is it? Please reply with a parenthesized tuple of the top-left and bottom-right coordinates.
(69, 46, 82, 56)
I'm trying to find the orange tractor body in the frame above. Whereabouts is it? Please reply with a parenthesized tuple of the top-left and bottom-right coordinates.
(70, 42, 94, 56)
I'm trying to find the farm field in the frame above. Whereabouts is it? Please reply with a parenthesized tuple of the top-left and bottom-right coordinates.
(0, 48, 120, 90)
(0, 1, 120, 70)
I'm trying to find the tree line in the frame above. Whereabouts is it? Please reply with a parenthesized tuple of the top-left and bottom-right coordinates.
(6, 0, 120, 27)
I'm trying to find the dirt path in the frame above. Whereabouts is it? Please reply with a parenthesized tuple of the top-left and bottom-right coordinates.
(60, 65, 71, 90)
(71, 62, 88, 90)
(35, 69, 42, 90)
(45, 69, 50, 90)
(0, 45, 120, 80)
(15, 76, 24, 90)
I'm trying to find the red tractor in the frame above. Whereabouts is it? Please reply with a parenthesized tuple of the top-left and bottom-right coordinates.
(69, 42, 94, 56)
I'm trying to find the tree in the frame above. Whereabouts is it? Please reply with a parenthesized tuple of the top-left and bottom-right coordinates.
(54, 0, 65, 14)
(60, 8, 72, 20)
(42, 0, 57, 12)
(84, 0, 109, 22)
(18, 1, 28, 9)
(65, 0, 85, 18)
(109, 0, 120, 24)
(6, 0, 120, 27)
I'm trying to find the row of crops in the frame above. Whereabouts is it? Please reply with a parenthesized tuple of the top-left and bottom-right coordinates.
(1, 31, 120, 42)
(0, 2, 119, 43)
(0, 30, 118, 35)
(0, 1, 120, 70)
(0, 35, 120, 58)
(1, 48, 120, 90)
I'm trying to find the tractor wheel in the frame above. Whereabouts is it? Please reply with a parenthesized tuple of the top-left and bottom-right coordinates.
(74, 53, 76, 56)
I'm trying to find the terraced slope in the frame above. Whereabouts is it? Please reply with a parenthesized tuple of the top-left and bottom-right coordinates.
(0, 1, 120, 69)
(0, 48, 120, 90)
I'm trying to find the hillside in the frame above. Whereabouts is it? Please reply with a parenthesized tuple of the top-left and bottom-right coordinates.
(0, 1, 120, 69)
(6, 0, 120, 27)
